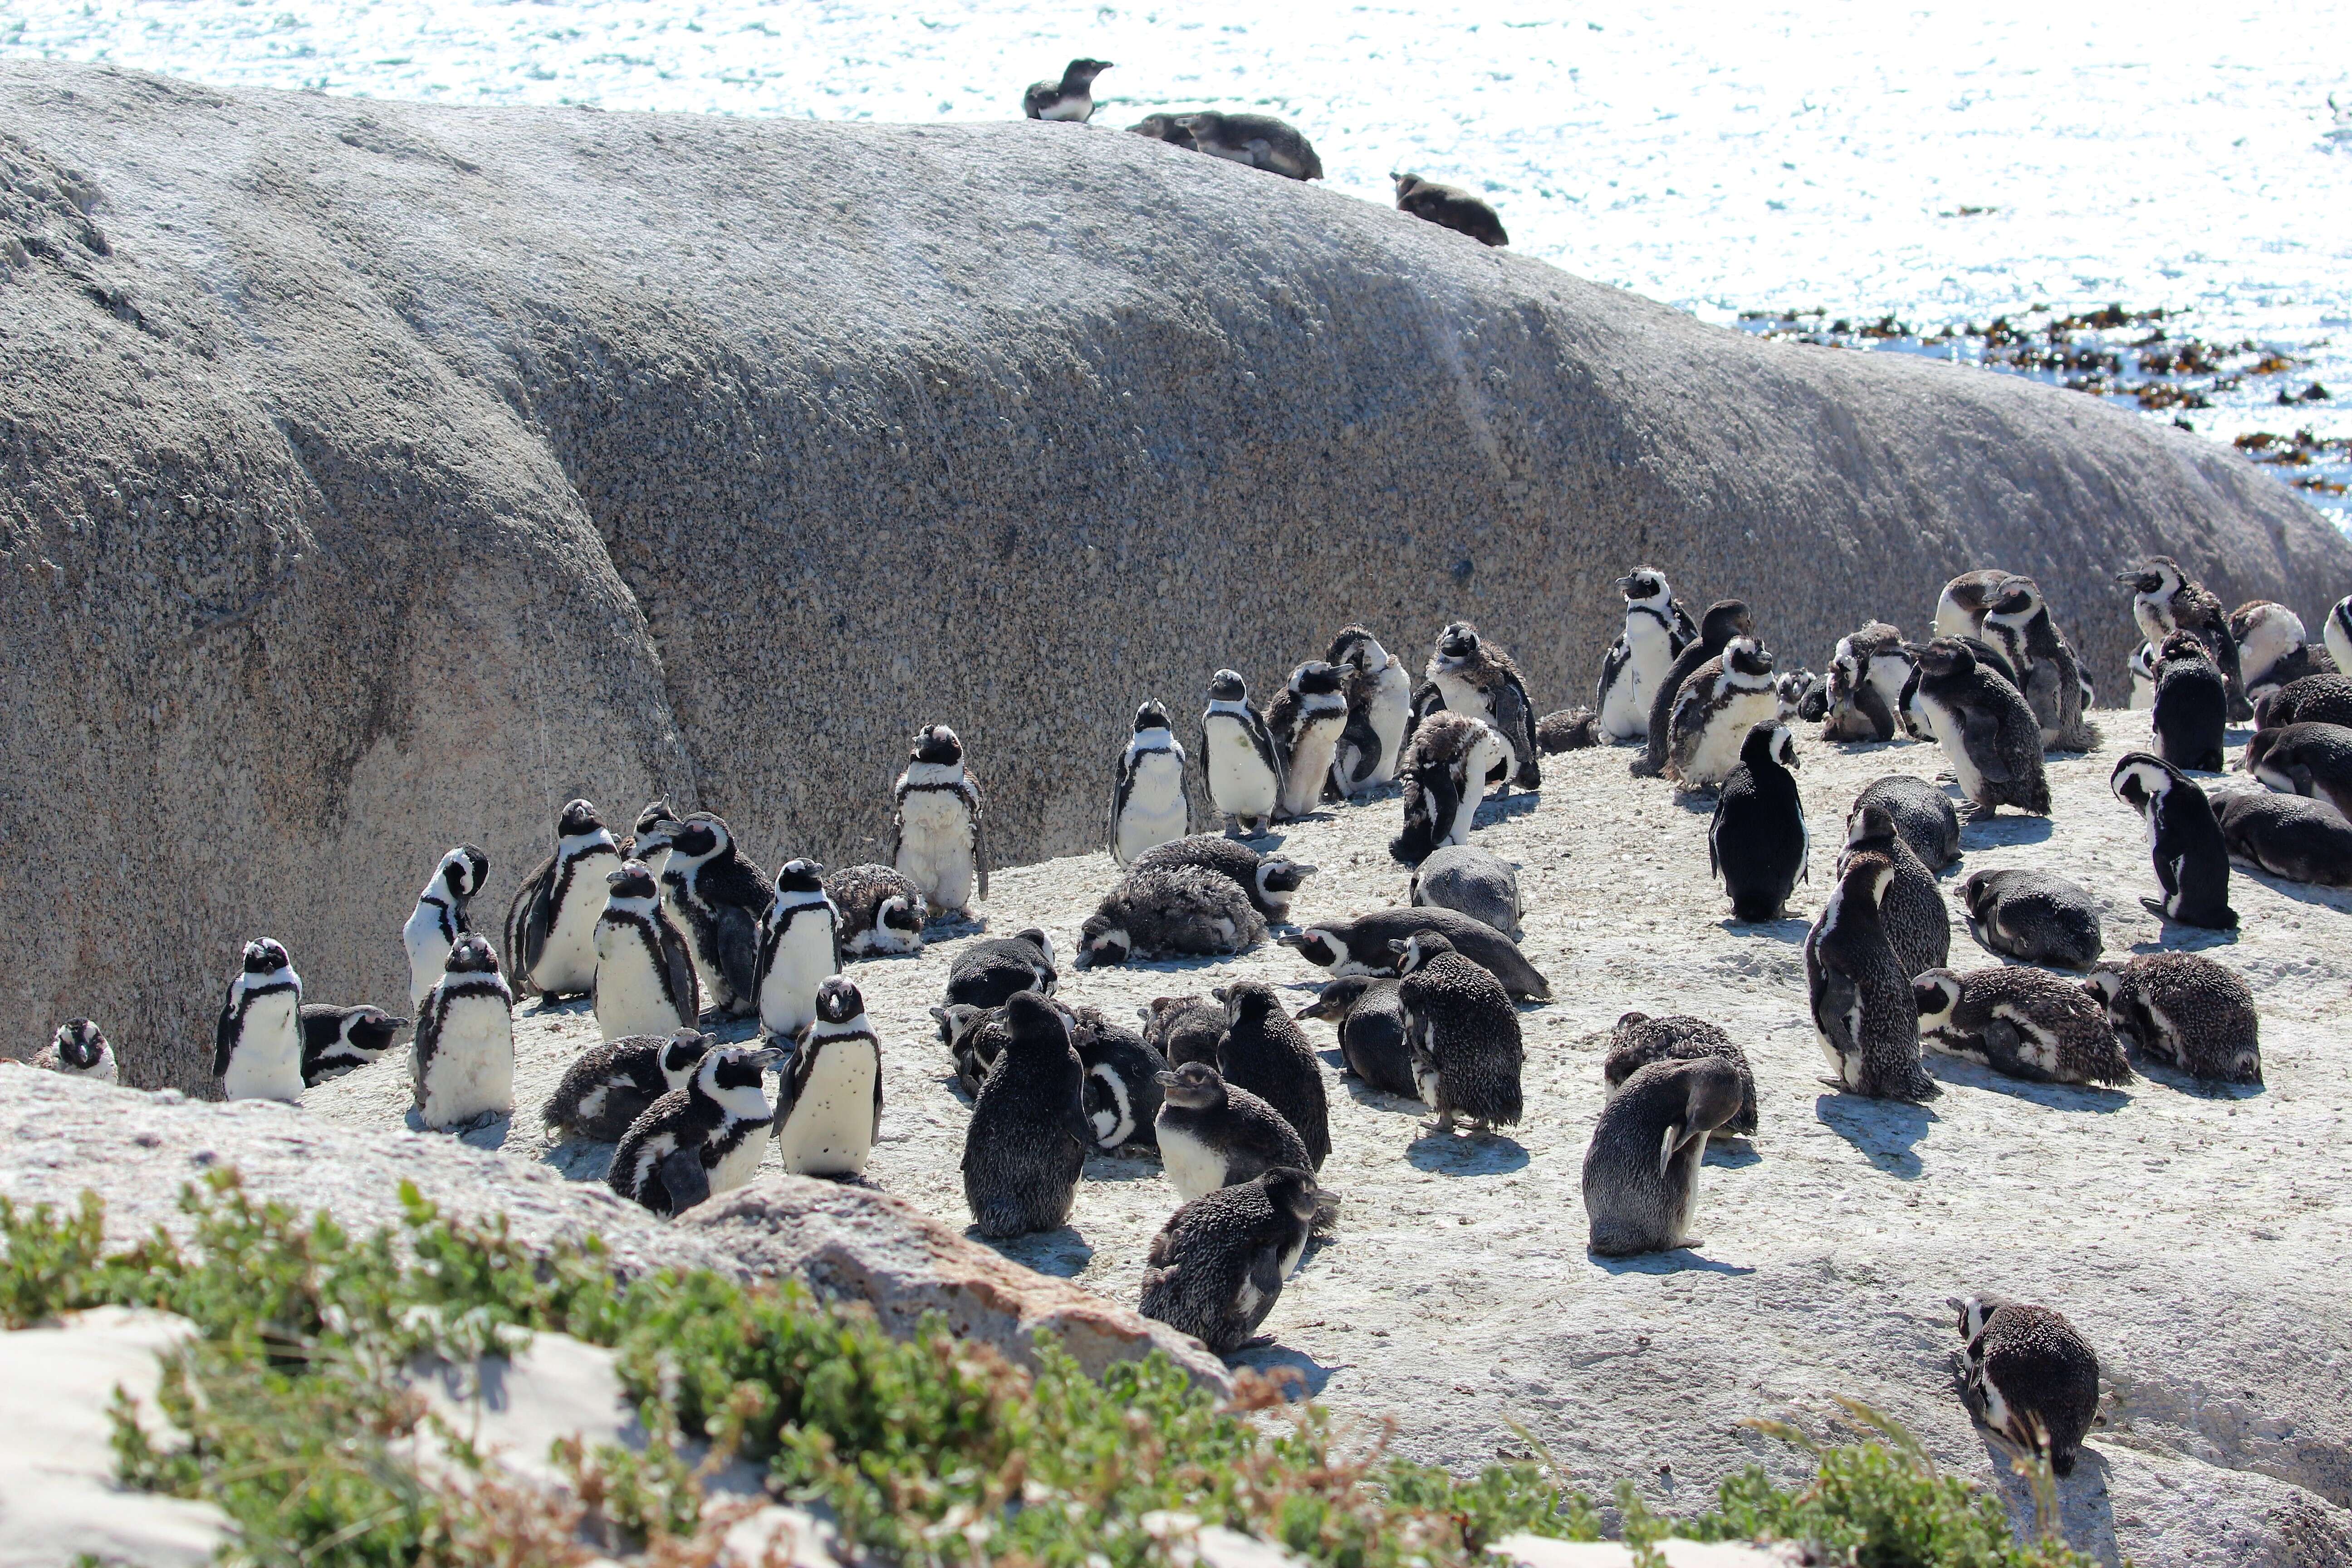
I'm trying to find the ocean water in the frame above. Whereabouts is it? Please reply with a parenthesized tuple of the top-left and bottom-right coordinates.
(7, 0, 2350, 526)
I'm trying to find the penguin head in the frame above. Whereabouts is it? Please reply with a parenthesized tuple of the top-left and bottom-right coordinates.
(1432, 622, 1481, 666)
(1911, 970, 1964, 1031)
(879, 894, 926, 935)
(1128, 114, 1196, 149)
(1259, 1166, 1322, 1225)
(2156, 629, 2210, 666)
(1075, 912, 1131, 969)
(632, 799, 679, 838)
(1699, 599, 1753, 646)
(1390, 172, 1424, 199)
(1615, 568, 1670, 606)
(701, 1043, 783, 1095)
(1844, 801, 1896, 851)
(1290, 661, 1344, 697)
(931, 1003, 990, 1052)
(1724, 637, 1775, 681)
(607, 859, 660, 902)
(1294, 976, 1372, 1023)
(2081, 966, 2125, 1011)
(1206, 669, 1249, 703)
(813, 975, 865, 1026)
(242, 938, 294, 977)
(1156, 1059, 1227, 1109)
(1325, 625, 1387, 672)
(347, 1008, 408, 1052)
(1390, 931, 1457, 975)
(1132, 700, 1173, 735)
(1678, 1057, 1748, 1139)
(438, 845, 490, 900)
(53, 1019, 107, 1071)
(1061, 58, 1113, 86)
(1947, 1294, 2008, 1346)
(2333, 595, 2352, 638)
(1278, 929, 1343, 969)
(1911, 638, 1975, 680)
(1959, 870, 1999, 921)
(1001, 990, 1072, 1056)
(1840, 853, 1896, 909)
(661, 1030, 712, 1084)
(1213, 979, 1280, 1023)
(1254, 855, 1317, 911)
(649, 813, 729, 865)
(556, 799, 607, 839)
(1742, 720, 1797, 773)
(911, 725, 965, 766)
(2114, 558, 2180, 597)
(2109, 752, 2177, 813)
(444, 933, 500, 975)
(1988, 575, 2042, 620)
(773, 858, 825, 894)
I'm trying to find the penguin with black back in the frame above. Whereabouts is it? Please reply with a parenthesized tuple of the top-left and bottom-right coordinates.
(1154, 1060, 1321, 1203)
(1583, 1057, 1746, 1255)
(1022, 59, 1112, 121)
(2150, 630, 2228, 773)
(2110, 752, 2236, 929)
(2215, 790, 2352, 886)
(543, 1031, 711, 1143)
(1139, 995, 1227, 1069)
(1426, 621, 1543, 791)
(299, 1004, 409, 1086)
(1127, 835, 1318, 923)
(1294, 976, 1416, 1098)
(2244, 722, 2352, 820)
(1391, 172, 1508, 245)
(1635, 599, 1751, 778)
(1069, 1004, 1168, 1150)
(1851, 775, 1962, 870)
(1710, 721, 1808, 921)
(1960, 868, 2104, 970)
(1176, 112, 1323, 179)
(632, 812, 774, 1017)
(945, 928, 1057, 1008)
(1601, 1013, 1757, 1138)
(1280, 906, 1552, 1000)
(2085, 952, 2261, 1084)
(1839, 801, 1950, 982)
(2252, 674, 2352, 732)
(1213, 979, 1331, 1169)
(1909, 637, 2050, 818)
(1140, 1167, 1322, 1353)
(1805, 853, 1937, 1101)
(961, 991, 1092, 1238)
(1393, 931, 1524, 1134)
(1950, 1294, 2102, 1477)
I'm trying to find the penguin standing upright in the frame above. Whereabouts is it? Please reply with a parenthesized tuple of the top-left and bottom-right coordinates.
(1393, 931, 1524, 1133)
(2117, 555, 2248, 717)
(1839, 802, 1950, 981)
(625, 800, 680, 881)
(1950, 1295, 2102, 1477)
(2150, 631, 2228, 773)
(1108, 700, 1191, 865)
(1637, 599, 1752, 777)
(1213, 980, 1331, 1169)
(1817, 622, 1912, 742)
(1665, 637, 1782, 790)
(1139, 1167, 1322, 1353)
(754, 858, 842, 1040)
(1595, 569, 1696, 741)
(771, 975, 882, 1178)
(409, 933, 514, 1131)
(1265, 662, 1350, 819)
(1805, 853, 1937, 1102)
(1199, 670, 1284, 836)
(608, 1044, 783, 1216)
(1427, 621, 1542, 790)
(1710, 721, 1808, 921)
(506, 799, 622, 999)
(1980, 577, 2098, 751)
(892, 725, 990, 916)
(215, 938, 304, 1103)
(1582, 1057, 1745, 1256)
(403, 845, 489, 1011)
(34, 1019, 117, 1083)
(2127, 642, 2158, 710)
(299, 1004, 408, 1085)
(2110, 752, 2236, 929)
(1021, 58, 1112, 121)
(593, 858, 701, 1040)
(633, 813, 774, 1017)
(961, 991, 1092, 1238)
(1934, 569, 2010, 641)
(1388, 710, 1510, 866)
(1910, 638, 2051, 818)
(1326, 626, 1415, 795)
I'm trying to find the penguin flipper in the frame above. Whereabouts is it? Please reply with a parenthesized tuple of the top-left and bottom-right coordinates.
(1671, 600, 1699, 649)
(1854, 681, 1896, 742)
(213, 986, 238, 1079)
(657, 1142, 710, 1216)
(871, 1042, 886, 1144)
(662, 928, 702, 1026)
(1109, 753, 1134, 860)
(1812, 963, 1862, 1065)
(505, 855, 557, 996)
(716, 906, 763, 1004)
(1960, 706, 2014, 781)
(967, 780, 991, 901)
(1241, 1241, 1287, 1333)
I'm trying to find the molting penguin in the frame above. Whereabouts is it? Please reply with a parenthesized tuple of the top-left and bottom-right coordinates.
(1213, 979, 1331, 1169)
(2117, 555, 2246, 717)
(2244, 722, 2352, 820)
(1427, 621, 1542, 790)
(945, 928, 1057, 1008)
(1070, 1005, 1167, 1150)
(1838, 802, 1950, 982)
(215, 937, 304, 1103)
(542, 1030, 710, 1143)
(608, 1043, 782, 1216)
(1821, 622, 1913, 742)
(772, 975, 882, 1178)
(2110, 752, 2236, 929)
(1109, 699, 1191, 865)
(1391, 172, 1509, 245)
(1393, 931, 1524, 1134)
(1295, 976, 1416, 1098)
(1326, 626, 1415, 795)
(931, 1000, 1014, 1099)
(2150, 631, 2228, 773)
(1139, 994, 1227, 1070)
(506, 799, 622, 1000)
(34, 1019, 116, 1083)
(1960, 868, 2104, 970)
(961, 991, 1092, 1237)
(1710, 721, 1808, 921)
(2252, 674, 2352, 732)
(1636, 599, 1752, 777)
(1665, 637, 1781, 790)
(1265, 661, 1350, 819)
(892, 725, 990, 916)
(1950, 1295, 2102, 1477)
(1154, 1060, 1318, 1202)
(823, 863, 930, 957)
(1280, 906, 1552, 1000)
(1536, 707, 1602, 752)
(1909, 637, 2050, 817)
(2215, 790, 2352, 886)
(1021, 58, 1111, 121)
(1409, 843, 1522, 938)
(410, 932, 514, 1131)
(1175, 111, 1323, 179)
(1601, 1014, 1756, 1138)
(1200, 669, 1284, 836)
(299, 1004, 408, 1086)
(634, 812, 774, 1018)
(403, 845, 489, 1010)
(1912, 967, 2131, 1086)
(1851, 775, 1962, 870)
(1804, 853, 1937, 1102)
(1933, 569, 2010, 641)
(1595, 568, 1697, 742)
(1076, 865, 1266, 968)
(1128, 834, 1318, 923)
(1582, 1057, 1745, 1256)
(593, 858, 701, 1041)
(1980, 576, 2098, 750)
(1139, 1166, 1321, 1354)
(2084, 951, 2261, 1085)
(1388, 710, 1509, 866)
(2230, 600, 2316, 702)
(754, 858, 843, 1040)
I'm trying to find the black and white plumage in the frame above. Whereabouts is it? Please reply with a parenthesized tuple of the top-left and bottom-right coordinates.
(608, 1043, 782, 1217)
(1076, 865, 1267, 968)
(1388, 709, 1510, 866)
(1175, 112, 1323, 179)
(1980, 576, 2099, 751)
(1851, 774, 1962, 870)
(1138, 994, 1227, 1070)
(215, 937, 304, 1103)
(931, 1000, 1016, 1100)
(1408, 843, 1522, 937)
(1804, 853, 1937, 1102)
(945, 928, 1058, 1008)
(2110, 752, 2236, 929)
(1933, 570, 2010, 642)
(1710, 721, 1808, 921)
(506, 798, 622, 1000)
(402, 844, 489, 1010)
(409, 932, 514, 1131)
(2149, 631, 2228, 773)
(1817, 622, 1911, 742)
(1636, 599, 1752, 777)
(2085, 952, 2261, 1085)
(1960, 868, 2105, 970)
(1910, 637, 2050, 817)
(1601, 1013, 1756, 1138)
(1070, 1005, 1168, 1150)
(1213, 979, 1331, 1169)
(1280, 906, 1553, 1000)
(2216, 790, 2352, 886)
(623, 799, 680, 881)
(1838, 802, 1950, 982)
(1021, 57, 1112, 121)
(1200, 669, 1284, 836)
(2117, 555, 2247, 718)
(298, 1004, 408, 1086)
(1665, 637, 1781, 791)
(34, 1019, 117, 1083)
(1582, 1057, 1746, 1256)
(1139, 1167, 1321, 1354)
(2252, 674, 2352, 732)
(2244, 721, 2352, 822)
(754, 857, 842, 1040)
(1427, 621, 1542, 791)
(1127, 113, 1198, 150)
(634, 812, 774, 1018)
(892, 725, 990, 914)
(1912, 967, 2131, 1086)
(593, 858, 701, 1042)
(2230, 600, 2317, 704)
(542, 1030, 710, 1143)
(1595, 568, 1697, 742)
(1325, 626, 1415, 796)
(1127, 835, 1318, 923)
(1393, 931, 1524, 1133)
(1154, 1060, 1317, 1202)
(1391, 172, 1506, 245)
(772, 975, 882, 1178)
(2127, 640, 2157, 710)
(1108, 700, 1191, 865)
(2328, 594, 2352, 677)
(961, 991, 1091, 1238)
(1265, 661, 1350, 819)
(1951, 1294, 2102, 1477)
(822, 863, 931, 957)
(1294, 976, 1416, 1098)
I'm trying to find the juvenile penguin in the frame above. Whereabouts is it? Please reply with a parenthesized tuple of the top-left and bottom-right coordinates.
(2216, 790, 2352, 887)
(403, 845, 489, 1010)
(1536, 707, 1602, 752)
(1128, 834, 1318, 922)
(772, 975, 882, 1179)
(823, 863, 930, 957)
(542, 1030, 710, 1143)
(1910, 637, 2050, 817)
(1391, 172, 1508, 246)
(1636, 599, 1753, 777)
(608, 1043, 782, 1216)
(1950, 1295, 2102, 1477)
(892, 725, 990, 915)
(1710, 721, 1808, 921)
(1154, 1060, 1318, 1201)
(1280, 906, 1553, 1000)
(1804, 853, 1937, 1101)
(1980, 576, 2098, 751)
(1821, 622, 1914, 742)
(945, 928, 1057, 1007)
(1839, 801, 1950, 981)
(1127, 113, 1197, 150)
(1851, 774, 1963, 870)
(1295, 976, 1416, 1098)
(2117, 555, 2246, 717)
(1582, 1057, 1745, 1256)
(2231, 600, 2314, 702)
(2150, 631, 2228, 773)
(34, 1019, 117, 1083)
(1021, 58, 1112, 121)
(505, 799, 622, 999)
(1200, 669, 1284, 835)
(2110, 752, 2236, 929)
(932, 1001, 1015, 1099)
(1427, 621, 1543, 790)
(2127, 641, 2157, 710)
(215, 937, 304, 1103)
(2329, 594, 2352, 676)
(1139, 994, 1227, 1070)
(1595, 568, 1696, 741)
(1601, 1014, 1757, 1138)
(1214, 979, 1331, 1168)
(2084, 952, 2261, 1085)
(1071, 1005, 1168, 1150)
(1265, 661, 1350, 819)
(1389, 710, 1510, 865)
(298, 1004, 407, 1086)
(1912, 967, 2131, 1086)
(1933, 569, 2010, 641)
(1139, 1166, 1321, 1353)
(1409, 843, 1522, 937)
(593, 858, 701, 1041)
(1666, 637, 1782, 791)
(961, 991, 1092, 1237)
(1109, 699, 1191, 865)
(2244, 721, 2352, 820)
(1326, 625, 1415, 794)
(1077, 865, 1267, 968)
(634, 812, 774, 1017)
(1394, 931, 1524, 1133)
(2251, 674, 2352, 732)
(1176, 111, 1323, 179)
(410, 933, 514, 1131)
(1960, 868, 2105, 970)
(754, 858, 843, 1040)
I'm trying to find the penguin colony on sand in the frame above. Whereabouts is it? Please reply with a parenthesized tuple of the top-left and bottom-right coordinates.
(29, 561, 2351, 1481)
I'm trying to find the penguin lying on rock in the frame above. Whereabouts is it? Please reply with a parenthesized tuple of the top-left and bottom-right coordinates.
(543, 1030, 711, 1143)
(1280, 907, 1552, 1000)
(35, 1019, 117, 1083)
(609, 1043, 782, 1217)
(1950, 1294, 2102, 1477)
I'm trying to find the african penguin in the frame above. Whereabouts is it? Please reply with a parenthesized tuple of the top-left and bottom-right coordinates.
(1582, 1057, 1745, 1256)
(1214, 979, 1331, 1169)
(1069, 1004, 1168, 1150)
(1427, 621, 1542, 790)
(1174, 112, 1324, 179)
(1154, 1060, 1318, 1202)
(2116, 555, 2246, 718)
(1109, 699, 1191, 865)
(1391, 172, 1509, 246)
(1200, 669, 1284, 836)
(754, 857, 842, 1040)
(961, 991, 1092, 1238)
(1910, 637, 2050, 817)
(1666, 637, 1781, 791)
(1127, 113, 1198, 150)
(1140, 1167, 1320, 1353)
(2127, 641, 2157, 710)
(2216, 790, 2352, 886)
(1912, 967, 2131, 1086)
(1980, 576, 2098, 751)
(1804, 853, 1937, 1102)
(1409, 843, 1522, 938)
(1127, 834, 1318, 922)
(1021, 58, 1111, 121)
(1595, 568, 1696, 742)
(1265, 661, 1350, 819)
(945, 928, 1057, 1008)
(1294, 976, 1416, 1098)
(1601, 1013, 1757, 1138)
(1838, 801, 1950, 983)
(2329, 594, 2352, 677)
(402, 844, 489, 1011)
(1960, 868, 2104, 970)
(2230, 600, 2314, 703)
(634, 812, 773, 1017)
(625, 799, 679, 881)
(2084, 951, 2261, 1085)
(892, 725, 990, 916)
(2150, 631, 2228, 773)
(1820, 622, 1912, 742)
(505, 798, 622, 1000)
(214, 937, 304, 1103)
(1933, 569, 2010, 641)
(2252, 674, 2352, 732)
(593, 858, 701, 1041)
(1774, 667, 1822, 725)
(1850, 774, 1962, 870)
(34, 1019, 116, 1083)
(1326, 625, 1415, 795)
(1139, 994, 1227, 1070)
(1394, 931, 1524, 1134)
(2110, 752, 2236, 929)
(823, 863, 930, 957)
(1536, 708, 1602, 752)
(608, 1043, 783, 1216)
(1950, 1295, 2102, 1477)
(542, 1030, 710, 1143)
(1076, 865, 1266, 968)
(2244, 722, 2352, 821)
(410, 932, 514, 1131)
(1389, 709, 1510, 866)
(1710, 721, 1808, 921)
(772, 975, 882, 1179)
(932, 1000, 1020, 1099)
(1636, 599, 1753, 777)
(1279, 906, 1553, 1000)
(298, 1004, 408, 1086)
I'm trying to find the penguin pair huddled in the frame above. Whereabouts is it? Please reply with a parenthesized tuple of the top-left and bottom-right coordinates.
(1633, 599, 1752, 777)
(1940, 573, 2097, 751)
(633, 811, 776, 1019)
(894, 725, 990, 918)
(609, 1040, 785, 1216)
(1426, 621, 1542, 791)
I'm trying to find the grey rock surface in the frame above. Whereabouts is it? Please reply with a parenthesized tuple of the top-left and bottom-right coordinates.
(0, 62, 2344, 1088)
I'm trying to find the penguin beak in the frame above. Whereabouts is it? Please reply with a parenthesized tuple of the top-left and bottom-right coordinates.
(1154, 1071, 1178, 1087)
(749, 1046, 787, 1069)
(1612, 575, 1632, 592)
(1275, 934, 1310, 953)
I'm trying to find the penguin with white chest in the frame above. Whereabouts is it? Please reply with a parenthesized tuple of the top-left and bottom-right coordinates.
(543, 1030, 710, 1143)
(215, 937, 304, 1103)
(1139, 1167, 1322, 1354)
(634, 812, 774, 1017)
(1022, 58, 1111, 121)
(608, 1043, 784, 1216)
(1665, 637, 1782, 791)
(2328, 594, 2352, 677)
(1582, 1057, 1746, 1256)
(772, 975, 882, 1178)
(1108, 700, 1191, 865)
(1912, 967, 2131, 1086)
(1154, 1060, 1320, 1202)
(2110, 752, 2236, 929)
(1388, 710, 1510, 866)
(1980, 576, 2098, 751)
(1910, 638, 2050, 818)
(593, 858, 701, 1040)
(35, 1019, 117, 1083)
(1595, 568, 1696, 741)
(1199, 670, 1284, 836)
(1069, 1005, 1168, 1150)
(402, 845, 489, 1011)
(299, 1004, 408, 1085)
(1427, 621, 1542, 789)
(506, 799, 622, 999)
(754, 857, 842, 1040)
(1950, 1295, 2102, 1477)
(2117, 555, 2247, 718)
(410, 933, 514, 1131)
(1265, 661, 1350, 819)
(1805, 854, 1937, 1102)
(1636, 599, 1752, 776)
(1326, 626, 1414, 794)
(892, 725, 990, 915)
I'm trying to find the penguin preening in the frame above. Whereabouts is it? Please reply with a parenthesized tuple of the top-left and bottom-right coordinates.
(1912, 966, 2131, 1086)
(1326, 625, 1414, 796)
(403, 845, 489, 1011)
(542, 1030, 710, 1143)
(2230, 600, 2317, 702)
(1636, 599, 1750, 778)
(1108, 699, 1191, 865)
(1816, 622, 1911, 742)
(1391, 172, 1508, 246)
(754, 857, 842, 1040)
(1265, 661, 1350, 819)
(1139, 994, 1228, 1071)
(410, 932, 515, 1131)
(2116, 555, 2247, 719)
(505, 798, 622, 1000)
(636, 812, 774, 1018)
(215, 937, 304, 1103)
(1582, 1057, 1745, 1256)
(772, 975, 882, 1179)
(34, 1019, 117, 1084)
(1427, 621, 1542, 791)
(1601, 1014, 1757, 1139)
(1021, 58, 1112, 122)
(824, 863, 931, 957)
(1139, 1167, 1322, 1354)
(1950, 1294, 2102, 1478)
(1176, 112, 1323, 180)
(2244, 722, 2352, 821)
(1710, 721, 1808, 921)
(608, 1043, 784, 1217)
(593, 858, 701, 1041)
(1933, 569, 2009, 642)
(2110, 751, 2236, 929)
(1200, 669, 1284, 836)
(1595, 568, 1696, 742)
(299, 1004, 408, 1086)
(893, 725, 990, 916)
